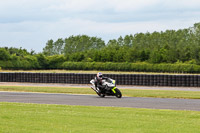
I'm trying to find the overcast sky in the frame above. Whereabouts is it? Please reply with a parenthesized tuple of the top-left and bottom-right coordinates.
(0, 0, 200, 52)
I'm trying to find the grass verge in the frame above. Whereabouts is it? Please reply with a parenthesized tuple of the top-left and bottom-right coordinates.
(0, 102, 200, 133)
(0, 86, 200, 99)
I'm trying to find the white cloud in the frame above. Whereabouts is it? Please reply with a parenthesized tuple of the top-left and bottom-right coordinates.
(107, 0, 160, 12)
(46, 0, 103, 12)
(162, 0, 200, 9)
(0, 0, 200, 52)
(1, 17, 197, 52)
(45, 0, 160, 13)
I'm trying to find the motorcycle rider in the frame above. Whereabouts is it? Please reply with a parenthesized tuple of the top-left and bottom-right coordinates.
(94, 72, 108, 93)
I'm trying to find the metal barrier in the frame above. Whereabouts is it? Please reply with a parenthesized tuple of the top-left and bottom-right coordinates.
(0, 72, 200, 87)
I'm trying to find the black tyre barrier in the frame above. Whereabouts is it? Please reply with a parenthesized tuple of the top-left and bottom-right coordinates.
(0, 72, 200, 87)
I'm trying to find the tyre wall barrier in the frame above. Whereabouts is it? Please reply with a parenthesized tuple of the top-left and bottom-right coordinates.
(0, 72, 200, 87)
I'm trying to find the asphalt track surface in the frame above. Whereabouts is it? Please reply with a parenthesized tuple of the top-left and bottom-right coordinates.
(1, 91, 200, 111)
(1, 82, 200, 111)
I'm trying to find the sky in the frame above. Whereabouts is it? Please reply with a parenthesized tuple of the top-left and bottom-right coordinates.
(0, 0, 200, 52)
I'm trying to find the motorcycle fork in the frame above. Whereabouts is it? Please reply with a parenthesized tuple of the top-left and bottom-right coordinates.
(112, 87, 116, 94)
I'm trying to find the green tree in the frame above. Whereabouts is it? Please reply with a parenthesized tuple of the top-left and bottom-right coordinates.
(43, 39, 54, 56)
(124, 35, 133, 47)
(0, 48, 10, 61)
(6, 47, 30, 56)
(47, 55, 65, 68)
(53, 38, 64, 55)
(64, 35, 105, 54)
(35, 54, 49, 69)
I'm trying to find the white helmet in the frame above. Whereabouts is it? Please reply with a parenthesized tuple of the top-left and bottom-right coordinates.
(97, 72, 103, 79)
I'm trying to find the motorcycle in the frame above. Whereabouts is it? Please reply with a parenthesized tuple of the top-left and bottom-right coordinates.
(90, 78, 122, 98)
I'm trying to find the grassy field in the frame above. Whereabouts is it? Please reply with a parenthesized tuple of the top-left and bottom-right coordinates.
(1, 85, 200, 99)
(0, 102, 200, 133)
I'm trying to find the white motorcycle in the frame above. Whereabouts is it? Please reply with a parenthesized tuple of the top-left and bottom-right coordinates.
(90, 78, 122, 98)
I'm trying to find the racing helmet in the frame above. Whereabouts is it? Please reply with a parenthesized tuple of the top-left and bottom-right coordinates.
(97, 72, 103, 79)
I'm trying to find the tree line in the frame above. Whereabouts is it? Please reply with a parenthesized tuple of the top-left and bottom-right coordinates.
(1, 22, 200, 73)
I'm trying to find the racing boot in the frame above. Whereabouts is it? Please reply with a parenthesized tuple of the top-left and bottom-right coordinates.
(96, 87, 102, 93)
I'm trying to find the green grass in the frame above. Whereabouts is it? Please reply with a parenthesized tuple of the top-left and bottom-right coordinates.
(122, 89, 200, 99)
(0, 102, 200, 133)
(1, 85, 200, 99)
(0, 86, 94, 94)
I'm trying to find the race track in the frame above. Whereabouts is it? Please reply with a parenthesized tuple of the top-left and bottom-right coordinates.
(1, 91, 200, 111)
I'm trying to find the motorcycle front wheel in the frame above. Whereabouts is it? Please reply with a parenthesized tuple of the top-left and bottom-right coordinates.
(115, 88, 122, 98)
